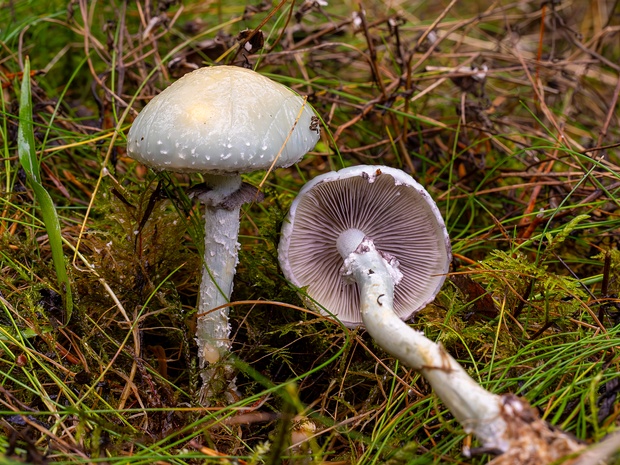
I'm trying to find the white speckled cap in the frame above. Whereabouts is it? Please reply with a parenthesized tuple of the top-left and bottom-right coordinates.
(127, 66, 320, 174)
(278, 165, 452, 327)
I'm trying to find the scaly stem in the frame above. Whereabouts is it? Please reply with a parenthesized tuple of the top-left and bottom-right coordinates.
(342, 239, 510, 452)
(197, 206, 240, 359)
(195, 174, 242, 403)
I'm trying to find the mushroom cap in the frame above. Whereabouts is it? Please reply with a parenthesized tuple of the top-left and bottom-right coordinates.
(278, 165, 451, 326)
(127, 66, 320, 174)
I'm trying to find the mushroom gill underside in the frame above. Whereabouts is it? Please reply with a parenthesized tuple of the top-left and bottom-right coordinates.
(285, 172, 448, 324)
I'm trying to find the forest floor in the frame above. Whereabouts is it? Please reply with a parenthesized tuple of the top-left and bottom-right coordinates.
(0, 1, 619, 464)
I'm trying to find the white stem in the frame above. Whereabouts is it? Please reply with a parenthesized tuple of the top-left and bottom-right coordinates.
(343, 239, 510, 452)
(337, 228, 366, 258)
(197, 207, 240, 362)
(195, 174, 242, 402)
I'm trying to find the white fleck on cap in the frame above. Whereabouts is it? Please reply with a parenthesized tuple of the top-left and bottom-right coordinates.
(127, 66, 320, 174)
(278, 165, 452, 326)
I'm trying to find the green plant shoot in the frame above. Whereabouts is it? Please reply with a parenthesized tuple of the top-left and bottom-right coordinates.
(17, 57, 73, 322)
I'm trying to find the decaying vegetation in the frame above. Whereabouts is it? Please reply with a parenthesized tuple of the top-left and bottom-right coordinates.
(0, 0, 619, 463)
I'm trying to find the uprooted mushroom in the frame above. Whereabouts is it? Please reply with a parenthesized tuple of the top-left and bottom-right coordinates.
(278, 165, 588, 463)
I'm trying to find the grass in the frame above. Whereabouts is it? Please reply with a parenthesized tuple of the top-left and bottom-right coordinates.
(0, 0, 619, 463)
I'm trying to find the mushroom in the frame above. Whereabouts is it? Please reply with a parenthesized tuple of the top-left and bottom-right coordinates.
(127, 65, 320, 402)
(279, 166, 590, 459)
(278, 166, 592, 458)
(278, 166, 510, 451)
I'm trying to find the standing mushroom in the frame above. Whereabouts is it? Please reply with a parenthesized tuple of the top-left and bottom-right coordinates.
(278, 165, 585, 460)
(127, 65, 320, 402)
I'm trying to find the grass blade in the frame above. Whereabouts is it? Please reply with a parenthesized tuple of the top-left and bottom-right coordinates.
(17, 57, 73, 322)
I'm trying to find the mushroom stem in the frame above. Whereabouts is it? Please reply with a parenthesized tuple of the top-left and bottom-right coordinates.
(336, 228, 366, 258)
(342, 238, 510, 453)
(195, 174, 243, 401)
